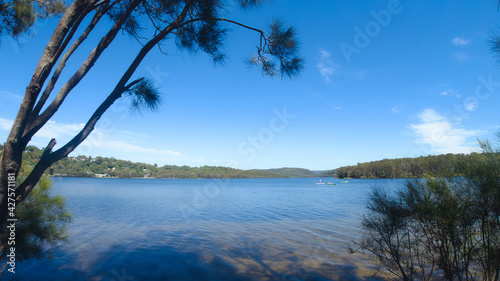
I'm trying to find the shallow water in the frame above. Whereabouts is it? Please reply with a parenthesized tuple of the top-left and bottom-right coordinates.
(7, 177, 406, 280)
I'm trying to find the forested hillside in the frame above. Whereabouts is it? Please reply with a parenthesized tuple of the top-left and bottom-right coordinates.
(5, 144, 497, 179)
(3, 145, 315, 179)
(321, 153, 500, 179)
(248, 168, 318, 178)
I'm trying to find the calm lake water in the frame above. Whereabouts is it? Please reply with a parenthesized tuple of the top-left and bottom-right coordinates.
(8, 177, 407, 281)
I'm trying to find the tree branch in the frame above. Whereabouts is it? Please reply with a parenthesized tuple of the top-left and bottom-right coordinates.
(29, 1, 110, 121)
(178, 17, 265, 40)
(23, 0, 93, 112)
(13, 1, 194, 207)
(16, 76, 146, 202)
(0, 0, 92, 228)
(102, 1, 193, 98)
(2, 0, 91, 155)
(58, 2, 194, 155)
(14, 138, 57, 203)
(22, 0, 143, 146)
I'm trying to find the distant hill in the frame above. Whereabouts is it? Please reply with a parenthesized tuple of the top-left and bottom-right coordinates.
(9, 145, 318, 179)
(249, 167, 318, 178)
(320, 153, 500, 179)
(6, 144, 497, 180)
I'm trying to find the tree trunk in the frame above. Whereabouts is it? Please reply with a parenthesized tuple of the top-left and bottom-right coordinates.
(0, 0, 92, 241)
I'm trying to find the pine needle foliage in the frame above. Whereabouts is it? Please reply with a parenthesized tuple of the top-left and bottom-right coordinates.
(0, 158, 71, 273)
(355, 135, 500, 280)
(0, 0, 65, 38)
(0, 0, 304, 259)
(12, 176, 71, 261)
(125, 78, 162, 113)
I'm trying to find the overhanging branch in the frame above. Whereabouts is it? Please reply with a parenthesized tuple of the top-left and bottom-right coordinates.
(14, 138, 57, 203)
(22, 0, 143, 147)
(14, 2, 194, 205)
(179, 17, 266, 44)
(29, 1, 109, 121)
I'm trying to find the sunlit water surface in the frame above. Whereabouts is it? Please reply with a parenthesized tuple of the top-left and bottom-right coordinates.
(8, 177, 406, 280)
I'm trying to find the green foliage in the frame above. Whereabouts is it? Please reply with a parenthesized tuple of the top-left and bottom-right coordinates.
(174, 0, 227, 63)
(234, 0, 267, 10)
(0, 150, 71, 269)
(490, 33, 500, 66)
(12, 176, 71, 261)
(250, 167, 317, 178)
(248, 18, 304, 78)
(13, 149, 317, 179)
(324, 153, 496, 179)
(125, 78, 162, 113)
(355, 138, 500, 280)
(0, 0, 65, 38)
(265, 19, 303, 78)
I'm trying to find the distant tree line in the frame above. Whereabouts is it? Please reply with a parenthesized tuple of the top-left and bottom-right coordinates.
(354, 138, 500, 280)
(0, 144, 316, 179)
(51, 154, 285, 179)
(321, 153, 500, 179)
(6, 144, 498, 179)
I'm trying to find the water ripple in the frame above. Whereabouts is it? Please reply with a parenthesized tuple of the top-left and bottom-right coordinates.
(9, 178, 406, 280)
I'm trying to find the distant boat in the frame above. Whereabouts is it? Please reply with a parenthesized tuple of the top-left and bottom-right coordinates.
(327, 182, 336, 185)
(316, 179, 325, 185)
(341, 180, 349, 183)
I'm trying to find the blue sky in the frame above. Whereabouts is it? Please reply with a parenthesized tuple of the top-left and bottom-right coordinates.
(1, 0, 500, 170)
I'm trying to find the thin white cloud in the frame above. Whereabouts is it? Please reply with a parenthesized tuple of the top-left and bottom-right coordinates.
(451, 37, 470, 46)
(439, 88, 461, 98)
(391, 103, 405, 113)
(450, 37, 470, 61)
(0, 118, 85, 141)
(0, 118, 13, 130)
(0, 118, 181, 160)
(409, 109, 481, 154)
(0, 90, 22, 101)
(451, 52, 470, 61)
(465, 101, 477, 111)
(36, 120, 85, 139)
(439, 89, 455, 96)
(319, 49, 330, 59)
(317, 49, 337, 83)
(78, 138, 180, 156)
